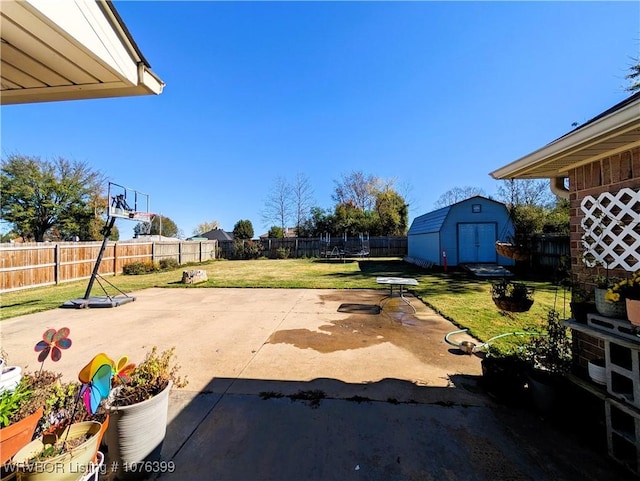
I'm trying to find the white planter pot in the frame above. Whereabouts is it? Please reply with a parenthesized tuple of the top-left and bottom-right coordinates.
(105, 381, 172, 480)
(587, 359, 607, 385)
(0, 365, 22, 393)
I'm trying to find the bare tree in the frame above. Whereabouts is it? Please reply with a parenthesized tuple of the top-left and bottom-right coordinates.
(496, 179, 553, 207)
(291, 172, 314, 232)
(193, 220, 220, 236)
(261, 176, 293, 230)
(332, 170, 381, 212)
(434, 186, 486, 208)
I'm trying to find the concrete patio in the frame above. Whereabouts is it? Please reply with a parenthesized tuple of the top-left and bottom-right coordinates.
(0, 288, 632, 480)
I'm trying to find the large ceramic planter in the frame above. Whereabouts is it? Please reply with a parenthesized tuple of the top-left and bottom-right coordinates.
(11, 420, 101, 481)
(625, 298, 640, 326)
(105, 381, 172, 480)
(594, 288, 627, 319)
(0, 406, 44, 465)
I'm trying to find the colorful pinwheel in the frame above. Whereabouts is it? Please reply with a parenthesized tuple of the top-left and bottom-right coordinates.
(79, 353, 115, 415)
(34, 327, 72, 363)
(113, 356, 136, 384)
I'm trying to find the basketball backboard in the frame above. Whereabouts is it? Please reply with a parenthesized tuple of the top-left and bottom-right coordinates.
(107, 182, 153, 222)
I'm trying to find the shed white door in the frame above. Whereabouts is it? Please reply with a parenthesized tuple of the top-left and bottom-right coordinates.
(458, 223, 497, 263)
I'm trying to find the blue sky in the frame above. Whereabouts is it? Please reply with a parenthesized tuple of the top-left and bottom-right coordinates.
(2, 1, 639, 239)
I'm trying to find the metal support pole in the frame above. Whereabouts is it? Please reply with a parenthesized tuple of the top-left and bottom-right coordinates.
(83, 216, 116, 300)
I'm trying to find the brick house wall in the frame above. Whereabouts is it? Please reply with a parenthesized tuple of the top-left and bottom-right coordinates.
(568, 145, 640, 368)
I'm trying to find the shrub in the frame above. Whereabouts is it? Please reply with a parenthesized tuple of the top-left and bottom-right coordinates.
(159, 258, 179, 270)
(123, 261, 159, 275)
(233, 239, 264, 260)
(275, 247, 290, 259)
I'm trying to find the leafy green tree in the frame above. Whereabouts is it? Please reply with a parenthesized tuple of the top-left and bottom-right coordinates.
(625, 57, 640, 93)
(233, 219, 254, 240)
(267, 226, 284, 238)
(542, 198, 570, 234)
(333, 202, 373, 236)
(85, 217, 119, 241)
(135, 215, 179, 238)
(375, 189, 408, 235)
(496, 179, 569, 242)
(297, 207, 334, 237)
(0, 154, 104, 241)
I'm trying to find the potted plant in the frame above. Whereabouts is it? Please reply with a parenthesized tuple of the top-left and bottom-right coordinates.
(0, 370, 58, 465)
(491, 279, 535, 312)
(522, 308, 572, 414)
(594, 274, 627, 318)
(480, 346, 528, 405)
(6, 328, 107, 479)
(569, 284, 596, 324)
(606, 271, 640, 325)
(105, 346, 187, 480)
(11, 420, 102, 481)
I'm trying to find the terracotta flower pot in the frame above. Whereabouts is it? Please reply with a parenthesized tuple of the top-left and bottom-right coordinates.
(0, 406, 44, 465)
(626, 298, 640, 326)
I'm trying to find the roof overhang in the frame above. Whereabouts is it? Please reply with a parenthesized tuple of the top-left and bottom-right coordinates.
(1, 0, 164, 105)
(490, 92, 640, 180)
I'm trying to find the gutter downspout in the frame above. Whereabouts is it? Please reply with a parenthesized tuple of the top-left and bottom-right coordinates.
(550, 177, 570, 200)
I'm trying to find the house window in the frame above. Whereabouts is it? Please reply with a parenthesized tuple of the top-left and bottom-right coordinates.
(472, 204, 481, 213)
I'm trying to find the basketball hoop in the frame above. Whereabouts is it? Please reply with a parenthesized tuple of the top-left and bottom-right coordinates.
(128, 211, 155, 223)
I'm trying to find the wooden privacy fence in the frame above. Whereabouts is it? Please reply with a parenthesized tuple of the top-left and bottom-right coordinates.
(1, 236, 408, 292)
(217, 236, 409, 259)
(529, 234, 570, 271)
(0, 240, 217, 293)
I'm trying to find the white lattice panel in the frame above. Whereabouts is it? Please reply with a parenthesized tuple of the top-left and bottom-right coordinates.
(581, 188, 640, 272)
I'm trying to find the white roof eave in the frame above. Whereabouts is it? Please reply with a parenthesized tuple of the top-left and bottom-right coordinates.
(490, 95, 640, 180)
(0, 0, 164, 105)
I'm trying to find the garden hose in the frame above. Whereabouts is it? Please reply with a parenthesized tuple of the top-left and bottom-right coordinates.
(444, 329, 538, 355)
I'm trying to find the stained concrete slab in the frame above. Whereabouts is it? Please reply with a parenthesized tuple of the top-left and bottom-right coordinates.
(0, 288, 632, 480)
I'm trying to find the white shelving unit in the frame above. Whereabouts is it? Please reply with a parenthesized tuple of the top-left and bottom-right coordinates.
(567, 314, 640, 476)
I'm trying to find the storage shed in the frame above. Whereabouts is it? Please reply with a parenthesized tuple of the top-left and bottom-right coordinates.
(407, 196, 514, 267)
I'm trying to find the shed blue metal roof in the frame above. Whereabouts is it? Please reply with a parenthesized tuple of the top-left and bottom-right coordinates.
(407, 205, 451, 235)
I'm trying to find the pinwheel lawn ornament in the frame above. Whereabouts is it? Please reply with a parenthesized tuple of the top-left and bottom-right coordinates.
(78, 354, 136, 414)
(79, 353, 115, 415)
(34, 327, 72, 371)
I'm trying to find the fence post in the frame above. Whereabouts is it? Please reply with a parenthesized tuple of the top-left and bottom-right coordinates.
(55, 243, 60, 285)
(179, 241, 182, 265)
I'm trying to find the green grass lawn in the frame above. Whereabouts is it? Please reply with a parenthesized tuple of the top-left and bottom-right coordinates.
(1, 258, 571, 353)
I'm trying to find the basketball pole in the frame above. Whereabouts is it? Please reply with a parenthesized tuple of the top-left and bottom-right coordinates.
(83, 215, 117, 300)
